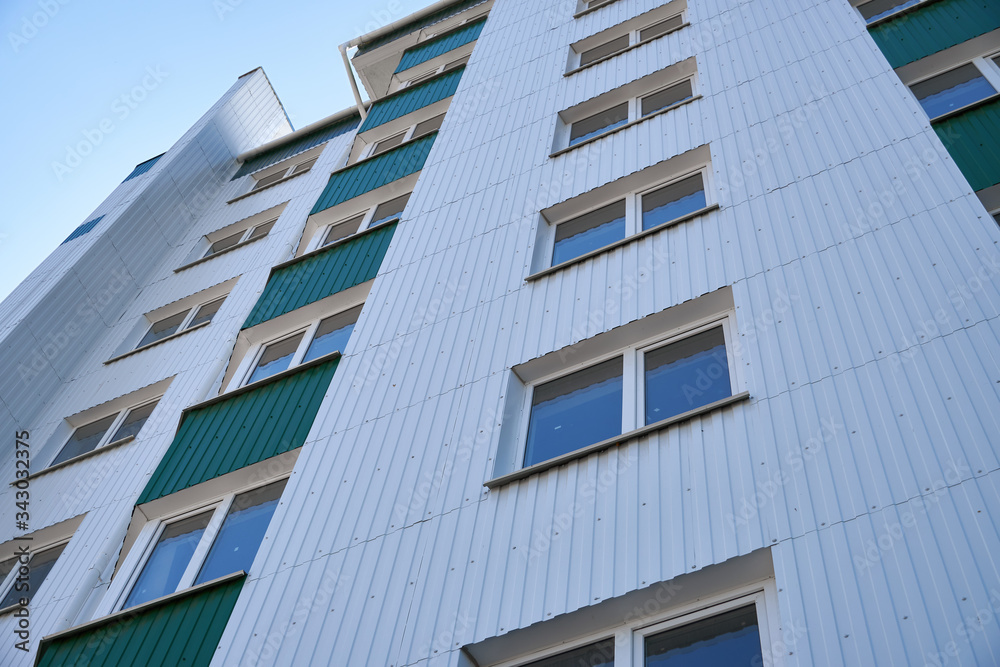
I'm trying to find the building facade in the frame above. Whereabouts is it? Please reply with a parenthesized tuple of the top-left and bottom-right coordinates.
(1, 0, 999, 664)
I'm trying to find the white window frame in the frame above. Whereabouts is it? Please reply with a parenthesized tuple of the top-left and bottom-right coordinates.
(109, 476, 289, 613)
(569, 10, 685, 72)
(235, 305, 362, 389)
(0, 539, 71, 614)
(308, 194, 411, 254)
(203, 218, 277, 258)
(48, 397, 161, 469)
(856, 0, 932, 25)
(401, 56, 470, 88)
(495, 580, 780, 667)
(246, 145, 325, 194)
(515, 314, 739, 468)
(543, 166, 712, 270)
(135, 295, 226, 351)
(357, 114, 445, 162)
(554, 63, 698, 154)
(908, 52, 1000, 121)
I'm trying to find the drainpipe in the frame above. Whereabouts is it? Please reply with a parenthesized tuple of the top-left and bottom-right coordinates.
(340, 42, 368, 121)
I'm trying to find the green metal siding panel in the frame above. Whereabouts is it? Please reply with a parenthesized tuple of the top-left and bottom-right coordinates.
(356, 0, 487, 55)
(136, 357, 340, 504)
(359, 68, 464, 132)
(36, 577, 243, 667)
(122, 153, 163, 182)
(242, 223, 396, 329)
(232, 115, 360, 180)
(395, 18, 486, 73)
(62, 215, 105, 244)
(868, 0, 1000, 68)
(310, 133, 436, 215)
(935, 98, 1000, 191)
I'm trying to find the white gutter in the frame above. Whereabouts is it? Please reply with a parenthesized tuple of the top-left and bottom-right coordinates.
(340, 42, 368, 121)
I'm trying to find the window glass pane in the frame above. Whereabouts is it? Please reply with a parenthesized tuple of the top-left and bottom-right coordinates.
(443, 56, 470, 71)
(303, 305, 363, 362)
(195, 480, 287, 584)
(247, 220, 276, 241)
(137, 310, 189, 348)
(187, 297, 225, 329)
(0, 544, 66, 608)
(639, 15, 684, 41)
(52, 413, 119, 466)
(291, 157, 318, 175)
(110, 401, 158, 443)
(523, 639, 615, 667)
(579, 34, 630, 67)
(858, 0, 920, 22)
(645, 326, 730, 425)
(645, 605, 761, 666)
(123, 512, 212, 609)
(641, 79, 693, 117)
(569, 102, 629, 146)
(247, 333, 305, 385)
(370, 193, 411, 227)
(323, 214, 367, 246)
(412, 114, 445, 139)
(912, 64, 996, 120)
(371, 133, 405, 157)
(641, 174, 706, 231)
(204, 230, 244, 257)
(252, 169, 287, 190)
(552, 200, 626, 265)
(524, 357, 623, 466)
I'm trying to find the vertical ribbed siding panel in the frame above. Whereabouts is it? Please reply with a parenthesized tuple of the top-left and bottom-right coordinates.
(868, 0, 1000, 68)
(934, 98, 1000, 191)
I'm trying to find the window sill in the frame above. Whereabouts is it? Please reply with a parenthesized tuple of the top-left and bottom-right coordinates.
(573, 0, 623, 19)
(174, 234, 269, 272)
(525, 203, 719, 282)
(37, 571, 246, 646)
(864, 0, 942, 28)
(484, 391, 750, 489)
(0, 602, 20, 616)
(11, 436, 136, 485)
(196, 350, 342, 413)
(565, 23, 690, 77)
(550, 94, 701, 158)
(928, 92, 1000, 124)
(226, 168, 312, 204)
(104, 320, 212, 365)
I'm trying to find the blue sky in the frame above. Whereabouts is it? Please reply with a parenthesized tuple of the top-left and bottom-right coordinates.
(0, 0, 430, 302)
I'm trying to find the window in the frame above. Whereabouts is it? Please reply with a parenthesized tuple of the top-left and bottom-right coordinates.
(360, 115, 445, 161)
(911, 63, 997, 120)
(204, 220, 275, 258)
(0, 543, 67, 610)
(136, 294, 226, 349)
(572, 12, 684, 70)
(50, 399, 160, 467)
(319, 194, 411, 248)
(521, 320, 734, 468)
(857, 0, 922, 23)
(242, 305, 362, 386)
(402, 57, 469, 87)
(642, 605, 761, 665)
(121, 479, 286, 610)
(549, 170, 709, 267)
(556, 61, 697, 152)
(249, 151, 320, 192)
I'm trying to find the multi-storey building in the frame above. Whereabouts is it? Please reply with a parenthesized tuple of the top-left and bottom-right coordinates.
(1, 0, 999, 664)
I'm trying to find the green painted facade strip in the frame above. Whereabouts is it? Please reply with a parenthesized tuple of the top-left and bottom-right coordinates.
(359, 67, 464, 133)
(309, 133, 436, 215)
(36, 577, 243, 667)
(136, 356, 340, 504)
(232, 115, 360, 180)
(395, 17, 486, 73)
(242, 223, 397, 328)
(934, 97, 1000, 191)
(868, 0, 1000, 68)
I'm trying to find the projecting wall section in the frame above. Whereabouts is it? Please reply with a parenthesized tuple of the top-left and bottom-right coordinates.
(210, 0, 1000, 666)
